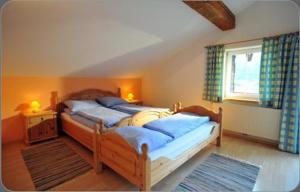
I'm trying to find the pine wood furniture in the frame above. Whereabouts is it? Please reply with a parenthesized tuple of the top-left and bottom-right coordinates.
(58, 88, 174, 171)
(94, 105, 223, 191)
(22, 111, 58, 144)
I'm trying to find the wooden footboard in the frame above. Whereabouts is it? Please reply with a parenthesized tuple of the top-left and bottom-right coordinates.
(95, 106, 223, 191)
(96, 132, 150, 190)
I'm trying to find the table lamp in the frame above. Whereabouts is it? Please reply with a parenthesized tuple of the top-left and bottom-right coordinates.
(127, 93, 134, 101)
(31, 100, 41, 113)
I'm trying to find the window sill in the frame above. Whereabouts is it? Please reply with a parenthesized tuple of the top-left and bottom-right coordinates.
(223, 98, 259, 106)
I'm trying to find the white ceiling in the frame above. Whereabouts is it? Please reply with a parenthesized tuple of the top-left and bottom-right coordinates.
(2, 0, 255, 77)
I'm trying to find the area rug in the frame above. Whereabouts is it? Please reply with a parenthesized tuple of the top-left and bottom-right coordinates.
(175, 153, 260, 191)
(21, 139, 92, 190)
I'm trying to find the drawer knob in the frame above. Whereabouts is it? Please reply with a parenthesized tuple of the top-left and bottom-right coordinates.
(41, 117, 44, 121)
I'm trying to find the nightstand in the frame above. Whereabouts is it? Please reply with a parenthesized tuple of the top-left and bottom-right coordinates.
(22, 111, 58, 144)
(128, 100, 143, 105)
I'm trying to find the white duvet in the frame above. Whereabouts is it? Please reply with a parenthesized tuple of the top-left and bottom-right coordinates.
(77, 106, 131, 127)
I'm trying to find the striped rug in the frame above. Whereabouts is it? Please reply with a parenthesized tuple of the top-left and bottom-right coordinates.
(175, 153, 260, 191)
(21, 139, 92, 190)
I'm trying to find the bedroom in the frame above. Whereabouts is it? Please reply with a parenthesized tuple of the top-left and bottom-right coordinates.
(1, 0, 299, 191)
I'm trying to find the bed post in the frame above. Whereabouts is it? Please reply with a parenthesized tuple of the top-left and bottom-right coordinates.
(216, 107, 223, 147)
(117, 88, 121, 97)
(140, 144, 150, 191)
(173, 102, 182, 113)
(93, 121, 104, 174)
(177, 102, 182, 111)
(173, 103, 177, 113)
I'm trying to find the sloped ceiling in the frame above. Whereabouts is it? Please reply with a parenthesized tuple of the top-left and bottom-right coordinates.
(2, 0, 254, 78)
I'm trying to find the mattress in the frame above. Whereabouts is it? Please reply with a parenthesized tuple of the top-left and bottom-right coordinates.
(148, 121, 218, 161)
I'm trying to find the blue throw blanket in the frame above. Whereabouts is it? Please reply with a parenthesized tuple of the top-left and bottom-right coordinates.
(115, 126, 173, 154)
(143, 112, 209, 139)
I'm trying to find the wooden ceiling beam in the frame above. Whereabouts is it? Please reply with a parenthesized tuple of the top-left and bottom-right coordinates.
(183, 1, 235, 31)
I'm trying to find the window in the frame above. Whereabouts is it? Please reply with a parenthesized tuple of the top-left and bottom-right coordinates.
(224, 46, 262, 101)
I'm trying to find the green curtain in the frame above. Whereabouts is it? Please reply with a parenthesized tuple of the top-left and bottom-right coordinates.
(203, 45, 224, 102)
(259, 32, 299, 153)
(259, 38, 281, 108)
(278, 34, 299, 154)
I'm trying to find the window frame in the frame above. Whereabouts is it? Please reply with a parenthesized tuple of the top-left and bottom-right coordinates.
(223, 45, 262, 102)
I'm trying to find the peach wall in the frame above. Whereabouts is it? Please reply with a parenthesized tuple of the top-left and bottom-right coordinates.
(2, 76, 141, 144)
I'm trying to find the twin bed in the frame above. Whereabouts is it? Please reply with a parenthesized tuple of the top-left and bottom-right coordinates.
(58, 88, 222, 191)
(59, 89, 173, 163)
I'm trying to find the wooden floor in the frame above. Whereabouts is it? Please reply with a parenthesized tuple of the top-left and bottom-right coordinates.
(2, 135, 299, 191)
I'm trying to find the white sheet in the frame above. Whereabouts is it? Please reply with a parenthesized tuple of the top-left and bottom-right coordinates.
(149, 121, 218, 161)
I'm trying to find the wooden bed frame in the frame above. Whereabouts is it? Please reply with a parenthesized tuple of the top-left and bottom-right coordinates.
(58, 88, 175, 170)
(58, 88, 122, 150)
(94, 105, 223, 191)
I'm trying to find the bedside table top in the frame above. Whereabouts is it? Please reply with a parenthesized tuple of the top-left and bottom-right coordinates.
(127, 99, 142, 103)
(127, 100, 143, 105)
(22, 110, 57, 117)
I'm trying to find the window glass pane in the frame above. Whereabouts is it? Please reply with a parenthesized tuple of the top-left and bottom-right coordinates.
(232, 51, 261, 94)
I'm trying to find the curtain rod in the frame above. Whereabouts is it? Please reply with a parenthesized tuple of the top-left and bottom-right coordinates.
(205, 31, 299, 48)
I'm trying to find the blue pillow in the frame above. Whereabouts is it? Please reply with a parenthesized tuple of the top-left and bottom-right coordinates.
(96, 96, 128, 107)
(64, 100, 100, 112)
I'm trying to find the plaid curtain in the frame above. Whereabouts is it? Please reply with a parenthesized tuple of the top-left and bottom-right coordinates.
(278, 33, 299, 154)
(259, 38, 281, 108)
(203, 45, 224, 102)
(259, 32, 299, 153)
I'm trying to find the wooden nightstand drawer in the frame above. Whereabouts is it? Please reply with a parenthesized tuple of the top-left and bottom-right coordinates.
(23, 111, 58, 144)
(29, 120, 56, 141)
(29, 114, 54, 127)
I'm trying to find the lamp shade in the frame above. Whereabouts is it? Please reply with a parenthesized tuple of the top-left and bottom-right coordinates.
(127, 93, 134, 101)
(31, 100, 41, 113)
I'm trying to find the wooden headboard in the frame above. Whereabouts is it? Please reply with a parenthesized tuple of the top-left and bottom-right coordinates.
(62, 88, 121, 101)
(58, 88, 121, 113)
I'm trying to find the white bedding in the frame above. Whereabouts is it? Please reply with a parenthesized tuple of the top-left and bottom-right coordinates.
(77, 106, 131, 127)
(149, 121, 218, 161)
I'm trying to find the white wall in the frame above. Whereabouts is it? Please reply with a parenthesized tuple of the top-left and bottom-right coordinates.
(2, 0, 215, 78)
(142, 1, 299, 141)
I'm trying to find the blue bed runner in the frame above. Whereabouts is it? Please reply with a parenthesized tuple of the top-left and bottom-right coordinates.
(143, 112, 209, 139)
(115, 126, 173, 154)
